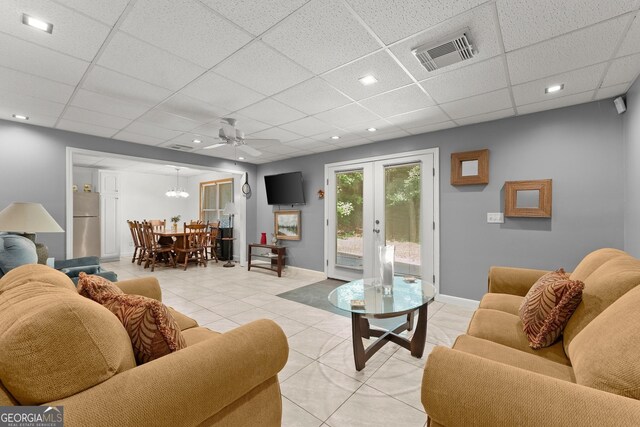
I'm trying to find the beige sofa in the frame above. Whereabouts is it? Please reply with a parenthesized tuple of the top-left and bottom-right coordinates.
(422, 248, 640, 426)
(0, 264, 288, 427)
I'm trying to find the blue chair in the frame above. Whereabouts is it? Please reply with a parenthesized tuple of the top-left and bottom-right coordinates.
(0, 233, 117, 284)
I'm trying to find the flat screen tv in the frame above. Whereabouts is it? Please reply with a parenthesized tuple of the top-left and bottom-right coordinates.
(265, 171, 305, 205)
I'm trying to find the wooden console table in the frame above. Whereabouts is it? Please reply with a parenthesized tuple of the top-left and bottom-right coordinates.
(247, 244, 286, 277)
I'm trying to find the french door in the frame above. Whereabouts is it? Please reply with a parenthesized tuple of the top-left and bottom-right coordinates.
(325, 149, 438, 289)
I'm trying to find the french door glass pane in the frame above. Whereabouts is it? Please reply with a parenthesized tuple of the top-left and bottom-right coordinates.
(384, 163, 421, 277)
(336, 170, 364, 269)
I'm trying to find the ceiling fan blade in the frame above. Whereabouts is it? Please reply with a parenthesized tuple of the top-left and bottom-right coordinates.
(238, 144, 262, 156)
(243, 138, 279, 144)
(202, 142, 226, 149)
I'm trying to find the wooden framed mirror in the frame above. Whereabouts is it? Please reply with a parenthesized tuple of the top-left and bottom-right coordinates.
(504, 179, 552, 217)
(451, 149, 489, 186)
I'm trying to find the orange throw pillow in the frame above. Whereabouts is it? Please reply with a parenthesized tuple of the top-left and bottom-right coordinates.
(77, 274, 186, 364)
(519, 269, 584, 349)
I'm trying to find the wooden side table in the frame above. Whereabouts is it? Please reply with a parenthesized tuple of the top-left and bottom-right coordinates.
(248, 244, 286, 277)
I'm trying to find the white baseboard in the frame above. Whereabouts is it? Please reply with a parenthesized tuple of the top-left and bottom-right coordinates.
(435, 294, 480, 309)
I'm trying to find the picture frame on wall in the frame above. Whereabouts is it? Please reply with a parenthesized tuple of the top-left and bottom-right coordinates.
(451, 149, 489, 186)
(275, 210, 301, 240)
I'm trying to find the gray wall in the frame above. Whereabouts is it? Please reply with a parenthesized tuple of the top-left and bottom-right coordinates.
(624, 79, 640, 257)
(256, 101, 625, 300)
(0, 120, 257, 260)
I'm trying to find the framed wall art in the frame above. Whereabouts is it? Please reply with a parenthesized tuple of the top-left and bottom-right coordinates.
(274, 210, 301, 240)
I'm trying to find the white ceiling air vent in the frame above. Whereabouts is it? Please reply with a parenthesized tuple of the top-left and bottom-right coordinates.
(168, 144, 193, 151)
(411, 29, 475, 72)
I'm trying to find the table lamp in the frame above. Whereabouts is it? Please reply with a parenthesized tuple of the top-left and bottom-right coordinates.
(0, 202, 64, 264)
(222, 202, 237, 268)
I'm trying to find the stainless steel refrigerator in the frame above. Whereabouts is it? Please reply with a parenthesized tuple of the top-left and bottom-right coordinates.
(73, 192, 101, 258)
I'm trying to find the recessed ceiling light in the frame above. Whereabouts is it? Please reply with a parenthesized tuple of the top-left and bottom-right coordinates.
(192, 139, 202, 144)
(545, 84, 564, 94)
(22, 14, 53, 34)
(12, 114, 28, 120)
(331, 136, 340, 140)
(367, 127, 377, 132)
(238, 156, 245, 160)
(359, 75, 378, 86)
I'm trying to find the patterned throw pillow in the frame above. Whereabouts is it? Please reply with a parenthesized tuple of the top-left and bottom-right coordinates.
(519, 269, 584, 349)
(77, 272, 123, 300)
(77, 274, 186, 364)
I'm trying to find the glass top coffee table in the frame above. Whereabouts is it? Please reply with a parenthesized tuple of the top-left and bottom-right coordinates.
(328, 276, 436, 371)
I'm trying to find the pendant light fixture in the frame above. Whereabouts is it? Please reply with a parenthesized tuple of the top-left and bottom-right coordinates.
(165, 167, 189, 198)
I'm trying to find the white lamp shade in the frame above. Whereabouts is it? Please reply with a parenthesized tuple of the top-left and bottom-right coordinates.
(0, 202, 64, 233)
(223, 202, 237, 215)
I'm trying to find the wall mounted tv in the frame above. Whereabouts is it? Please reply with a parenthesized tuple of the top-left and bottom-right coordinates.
(265, 171, 305, 205)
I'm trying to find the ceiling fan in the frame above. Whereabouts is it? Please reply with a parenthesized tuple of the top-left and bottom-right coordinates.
(202, 118, 278, 157)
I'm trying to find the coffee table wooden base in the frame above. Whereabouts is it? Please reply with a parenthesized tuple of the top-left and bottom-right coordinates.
(351, 303, 428, 371)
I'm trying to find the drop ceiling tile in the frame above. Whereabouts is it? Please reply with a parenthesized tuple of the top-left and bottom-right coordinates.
(63, 106, 132, 129)
(455, 108, 515, 126)
(389, 2, 501, 81)
(122, 121, 182, 140)
(310, 131, 368, 143)
(180, 72, 265, 112)
(602, 53, 640, 87)
(157, 140, 197, 152)
(323, 51, 413, 100)
(56, 119, 118, 138)
(512, 63, 607, 106)
(0, 105, 58, 127)
(113, 131, 165, 146)
(497, 0, 637, 51)
(121, 0, 251, 68)
(279, 116, 339, 137)
(307, 143, 341, 153)
(507, 17, 627, 85)
(385, 106, 450, 127)
(215, 41, 313, 96)
(248, 127, 301, 143)
(97, 31, 206, 91)
(617, 14, 640, 57)
(0, 0, 111, 61)
(366, 129, 411, 141)
(595, 83, 630, 100)
(340, 119, 399, 133)
(0, 33, 89, 86)
(156, 94, 230, 123)
(360, 84, 435, 117)
(71, 89, 150, 120)
(0, 92, 65, 119)
(517, 91, 595, 115)
(332, 138, 373, 148)
(345, 0, 486, 44)
(81, 66, 172, 107)
(404, 120, 457, 134)
(57, 0, 130, 26)
(315, 103, 380, 128)
(201, 0, 308, 36)
(236, 98, 306, 126)
(273, 78, 352, 115)
(138, 109, 203, 132)
(440, 88, 512, 119)
(166, 132, 217, 147)
(260, 144, 305, 155)
(420, 56, 508, 103)
(263, 0, 380, 74)
(0, 65, 74, 104)
(284, 138, 323, 149)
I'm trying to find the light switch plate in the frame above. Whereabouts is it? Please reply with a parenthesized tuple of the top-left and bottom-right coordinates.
(487, 212, 504, 223)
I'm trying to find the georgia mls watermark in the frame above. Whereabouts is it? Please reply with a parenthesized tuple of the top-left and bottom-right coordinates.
(0, 406, 63, 427)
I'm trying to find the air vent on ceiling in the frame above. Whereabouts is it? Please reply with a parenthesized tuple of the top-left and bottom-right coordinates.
(168, 144, 193, 151)
(411, 29, 475, 72)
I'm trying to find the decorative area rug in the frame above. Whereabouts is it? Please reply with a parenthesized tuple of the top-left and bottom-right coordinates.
(277, 279, 348, 317)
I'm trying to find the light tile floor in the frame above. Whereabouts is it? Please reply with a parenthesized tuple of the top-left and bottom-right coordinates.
(102, 258, 473, 427)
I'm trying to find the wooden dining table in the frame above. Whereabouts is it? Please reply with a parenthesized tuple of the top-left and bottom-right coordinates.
(155, 227, 219, 263)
